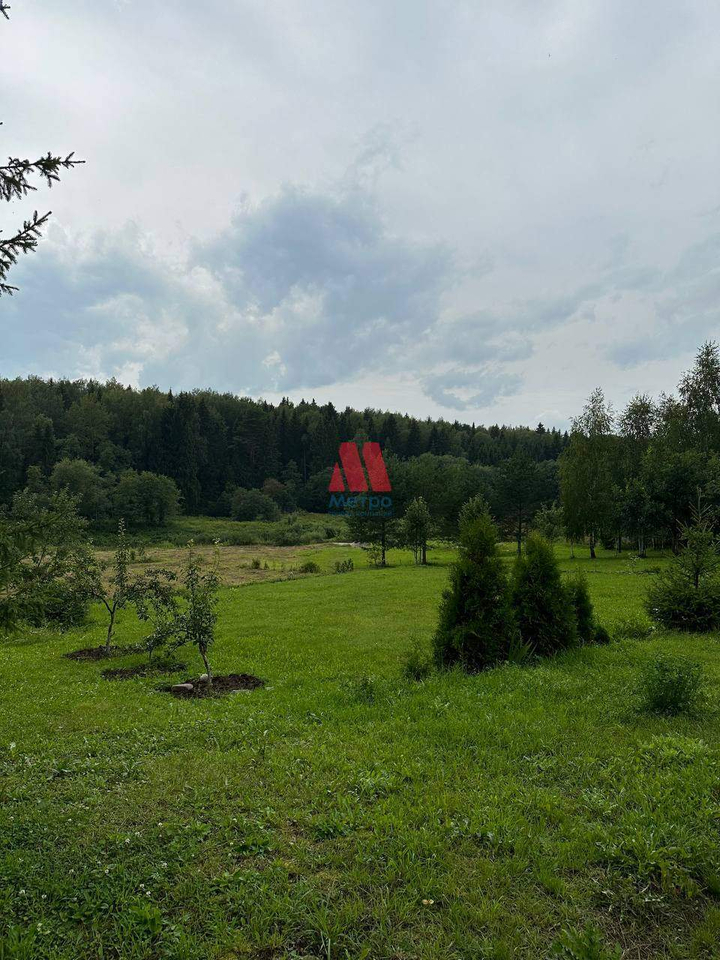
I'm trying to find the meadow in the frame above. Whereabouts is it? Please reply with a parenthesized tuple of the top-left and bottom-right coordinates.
(1, 542, 720, 959)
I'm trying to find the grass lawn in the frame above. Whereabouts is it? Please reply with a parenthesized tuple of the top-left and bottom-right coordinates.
(1, 544, 720, 958)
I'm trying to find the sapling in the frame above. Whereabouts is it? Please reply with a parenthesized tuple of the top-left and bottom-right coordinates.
(78, 519, 133, 653)
(129, 568, 178, 664)
(176, 542, 220, 685)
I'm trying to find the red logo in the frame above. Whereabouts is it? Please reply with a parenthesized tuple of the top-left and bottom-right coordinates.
(328, 442, 392, 493)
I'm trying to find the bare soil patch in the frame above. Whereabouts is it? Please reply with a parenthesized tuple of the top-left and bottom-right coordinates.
(166, 673, 265, 698)
(102, 660, 186, 680)
(64, 645, 136, 662)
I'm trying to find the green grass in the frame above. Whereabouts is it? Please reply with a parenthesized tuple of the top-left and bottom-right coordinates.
(2, 543, 720, 958)
(89, 513, 348, 548)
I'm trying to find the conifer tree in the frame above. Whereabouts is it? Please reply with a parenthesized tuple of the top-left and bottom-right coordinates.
(433, 510, 517, 671)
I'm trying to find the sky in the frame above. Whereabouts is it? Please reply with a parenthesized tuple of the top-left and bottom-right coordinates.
(1, 0, 719, 428)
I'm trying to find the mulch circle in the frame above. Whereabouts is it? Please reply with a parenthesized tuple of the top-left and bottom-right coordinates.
(102, 662, 187, 681)
(166, 674, 265, 699)
(64, 645, 136, 662)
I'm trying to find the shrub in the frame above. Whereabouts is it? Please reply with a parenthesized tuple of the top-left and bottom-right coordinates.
(334, 559, 354, 574)
(639, 655, 706, 716)
(433, 512, 517, 671)
(647, 574, 720, 632)
(647, 502, 720, 631)
(230, 488, 281, 522)
(592, 624, 611, 644)
(401, 638, 432, 680)
(511, 534, 577, 657)
(23, 579, 89, 629)
(566, 573, 594, 644)
(250, 558, 261, 570)
(614, 614, 655, 640)
(298, 560, 320, 574)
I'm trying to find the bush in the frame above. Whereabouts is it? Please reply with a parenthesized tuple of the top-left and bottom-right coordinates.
(433, 512, 517, 671)
(113, 471, 180, 526)
(593, 624, 611, 644)
(511, 534, 577, 657)
(334, 559, 354, 574)
(401, 638, 432, 681)
(647, 573, 720, 632)
(566, 573, 594, 644)
(614, 614, 655, 641)
(298, 560, 320, 574)
(639, 655, 707, 716)
(230, 488, 281, 522)
(23, 579, 89, 629)
(647, 505, 720, 632)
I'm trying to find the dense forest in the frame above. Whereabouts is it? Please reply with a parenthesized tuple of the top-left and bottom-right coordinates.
(0, 376, 565, 534)
(2, 341, 719, 551)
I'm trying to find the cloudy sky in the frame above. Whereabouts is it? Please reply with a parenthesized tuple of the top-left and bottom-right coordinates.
(2, 0, 719, 427)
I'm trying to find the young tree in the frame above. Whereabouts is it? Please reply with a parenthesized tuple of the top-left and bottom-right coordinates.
(0, 488, 90, 631)
(401, 496, 432, 564)
(345, 507, 397, 568)
(175, 543, 221, 684)
(129, 569, 179, 664)
(78, 519, 133, 653)
(433, 510, 517, 671)
(511, 534, 577, 657)
(647, 496, 720, 631)
(494, 451, 541, 554)
(533, 501, 565, 543)
(559, 388, 615, 559)
(1, 6, 83, 294)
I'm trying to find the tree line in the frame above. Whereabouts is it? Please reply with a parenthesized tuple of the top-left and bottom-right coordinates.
(0, 376, 567, 533)
(559, 341, 720, 557)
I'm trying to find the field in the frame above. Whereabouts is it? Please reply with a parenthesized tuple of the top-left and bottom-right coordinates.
(1, 544, 720, 958)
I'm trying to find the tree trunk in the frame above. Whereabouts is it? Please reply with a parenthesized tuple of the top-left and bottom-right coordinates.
(421, 542, 427, 565)
(200, 646, 212, 687)
(617, 533, 622, 553)
(516, 509, 522, 555)
(105, 606, 116, 653)
(638, 532, 646, 558)
(589, 530, 596, 560)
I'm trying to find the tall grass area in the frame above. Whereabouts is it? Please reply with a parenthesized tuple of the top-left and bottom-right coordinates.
(89, 512, 349, 548)
(1, 544, 720, 958)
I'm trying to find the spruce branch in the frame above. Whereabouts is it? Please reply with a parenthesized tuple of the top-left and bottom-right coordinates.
(0, 152, 84, 201)
(0, 210, 51, 294)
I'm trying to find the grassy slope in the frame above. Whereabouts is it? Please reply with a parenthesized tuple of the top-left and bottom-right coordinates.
(1, 546, 720, 958)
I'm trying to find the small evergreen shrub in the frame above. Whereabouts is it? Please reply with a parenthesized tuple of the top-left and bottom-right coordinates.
(647, 503, 720, 632)
(334, 559, 354, 574)
(639, 655, 706, 716)
(298, 560, 320, 574)
(566, 573, 595, 644)
(433, 512, 517, 671)
(401, 638, 432, 680)
(511, 534, 577, 657)
(647, 575, 720, 632)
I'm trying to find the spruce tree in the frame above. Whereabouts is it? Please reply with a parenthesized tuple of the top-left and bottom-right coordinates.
(433, 511, 517, 671)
